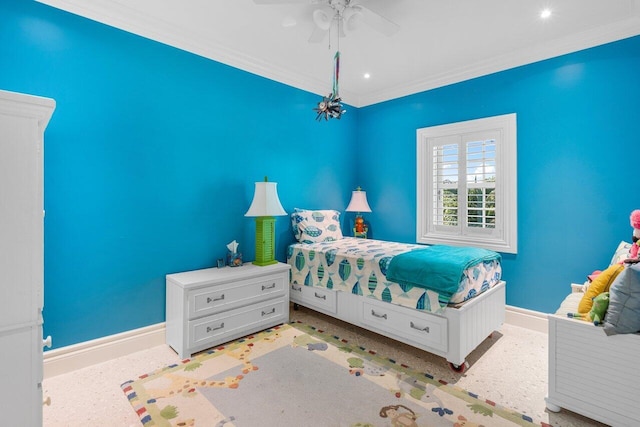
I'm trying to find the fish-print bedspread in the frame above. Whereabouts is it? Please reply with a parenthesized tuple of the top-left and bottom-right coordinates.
(287, 238, 502, 314)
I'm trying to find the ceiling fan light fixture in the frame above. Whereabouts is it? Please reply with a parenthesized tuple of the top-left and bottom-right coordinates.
(343, 8, 363, 33)
(313, 8, 334, 31)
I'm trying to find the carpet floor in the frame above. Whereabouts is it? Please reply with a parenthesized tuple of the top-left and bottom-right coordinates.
(43, 304, 607, 427)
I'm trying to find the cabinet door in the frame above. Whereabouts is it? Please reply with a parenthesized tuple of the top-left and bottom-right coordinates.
(0, 113, 43, 328)
(0, 326, 42, 426)
(0, 90, 53, 427)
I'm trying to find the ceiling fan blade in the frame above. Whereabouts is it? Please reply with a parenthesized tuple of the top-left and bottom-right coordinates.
(308, 25, 328, 43)
(356, 5, 400, 36)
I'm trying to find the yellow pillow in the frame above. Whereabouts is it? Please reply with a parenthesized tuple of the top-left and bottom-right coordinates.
(577, 263, 624, 313)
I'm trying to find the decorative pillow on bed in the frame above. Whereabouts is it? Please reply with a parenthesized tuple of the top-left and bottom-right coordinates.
(290, 208, 343, 243)
(578, 263, 624, 313)
(603, 263, 640, 336)
(610, 240, 632, 265)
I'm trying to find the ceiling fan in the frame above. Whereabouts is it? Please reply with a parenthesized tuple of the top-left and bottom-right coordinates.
(253, 0, 400, 43)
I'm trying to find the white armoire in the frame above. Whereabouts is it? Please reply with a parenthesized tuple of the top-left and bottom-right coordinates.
(0, 89, 55, 425)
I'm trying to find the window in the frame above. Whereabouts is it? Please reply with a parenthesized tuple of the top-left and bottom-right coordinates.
(416, 114, 517, 253)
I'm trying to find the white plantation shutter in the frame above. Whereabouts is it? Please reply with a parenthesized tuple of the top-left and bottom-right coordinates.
(465, 138, 496, 229)
(432, 142, 459, 227)
(417, 114, 517, 253)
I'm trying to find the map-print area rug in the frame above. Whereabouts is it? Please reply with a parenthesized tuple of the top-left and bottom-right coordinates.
(122, 322, 551, 427)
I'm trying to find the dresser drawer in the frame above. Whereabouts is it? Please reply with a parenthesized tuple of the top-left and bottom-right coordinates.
(188, 273, 285, 319)
(189, 297, 287, 352)
(166, 263, 290, 358)
(290, 283, 337, 314)
(362, 300, 448, 352)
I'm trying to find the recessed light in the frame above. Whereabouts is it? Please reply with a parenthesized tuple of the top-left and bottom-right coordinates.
(540, 8, 552, 19)
(363, 73, 371, 79)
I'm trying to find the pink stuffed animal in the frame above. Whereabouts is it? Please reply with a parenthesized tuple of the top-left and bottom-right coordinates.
(630, 210, 640, 259)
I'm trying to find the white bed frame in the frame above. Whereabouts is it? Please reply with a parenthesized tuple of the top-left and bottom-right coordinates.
(290, 280, 505, 369)
(546, 287, 640, 426)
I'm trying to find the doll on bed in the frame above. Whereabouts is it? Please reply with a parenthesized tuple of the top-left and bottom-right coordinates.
(628, 210, 640, 261)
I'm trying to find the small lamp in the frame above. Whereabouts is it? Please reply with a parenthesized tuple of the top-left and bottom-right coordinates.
(245, 177, 287, 266)
(345, 186, 372, 238)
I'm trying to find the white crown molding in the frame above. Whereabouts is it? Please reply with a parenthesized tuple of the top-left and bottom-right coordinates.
(35, 0, 348, 100)
(356, 14, 640, 107)
(35, 0, 640, 108)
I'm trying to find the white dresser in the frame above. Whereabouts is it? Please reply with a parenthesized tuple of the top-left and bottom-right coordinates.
(166, 262, 290, 358)
(0, 89, 55, 425)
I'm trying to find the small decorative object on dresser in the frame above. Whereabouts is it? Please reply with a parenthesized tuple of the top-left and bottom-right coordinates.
(226, 240, 242, 267)
(165, 262, 290, 358)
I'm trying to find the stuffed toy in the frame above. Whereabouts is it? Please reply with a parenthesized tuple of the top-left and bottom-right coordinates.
(630, 210, 640, 259)
(569, 292, 610, 326)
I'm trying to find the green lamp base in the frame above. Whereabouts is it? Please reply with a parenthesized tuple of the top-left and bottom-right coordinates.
(253, 216, 277, 266)
(253, 259, 278, 266)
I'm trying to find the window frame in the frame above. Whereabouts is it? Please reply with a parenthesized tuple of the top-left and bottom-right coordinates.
(416, 113, 517, 254)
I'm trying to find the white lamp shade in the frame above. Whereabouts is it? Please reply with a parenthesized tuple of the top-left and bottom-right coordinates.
(245, 181, 287, 217)
(345, 189, 372, 213)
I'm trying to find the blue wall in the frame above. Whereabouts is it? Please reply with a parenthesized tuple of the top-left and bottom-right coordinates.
(358, 36, 640, 311)
(1, 0, 357, 349)
(2, 0, 639, 349)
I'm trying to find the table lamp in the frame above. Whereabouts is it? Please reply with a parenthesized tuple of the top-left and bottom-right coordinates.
(345, 186, 372, 238)
(245, 177, 287, 266)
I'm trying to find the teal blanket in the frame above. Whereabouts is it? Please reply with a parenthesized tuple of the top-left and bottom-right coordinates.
(386, 245, 501, 299)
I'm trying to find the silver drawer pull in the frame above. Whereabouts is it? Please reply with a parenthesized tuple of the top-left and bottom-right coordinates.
(292, 285, 302, 292)
(410, 321, 430, 333)
(371, 310, 387, 320)
(207, 294, 225, 303)
(206, 323, 225, 333)
(262, 308, 276, 316)
(262, 283, 276, 290)
(314, 292, 327, 300)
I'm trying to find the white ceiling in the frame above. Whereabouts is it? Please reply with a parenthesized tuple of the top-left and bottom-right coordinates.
(37, 0, 640, 107)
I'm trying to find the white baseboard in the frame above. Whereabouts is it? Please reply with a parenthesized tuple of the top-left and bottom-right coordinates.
(505, 305, 548, 333)
(43, 322, 167, 379)
(43, 306, 548, 379)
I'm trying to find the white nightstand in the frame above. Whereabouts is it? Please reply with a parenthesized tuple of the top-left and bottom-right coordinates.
(165, 262, 290, 358)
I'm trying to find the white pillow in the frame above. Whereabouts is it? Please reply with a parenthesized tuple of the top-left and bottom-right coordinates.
(290, 208, 343, 243)
(610, 241, 632, 265)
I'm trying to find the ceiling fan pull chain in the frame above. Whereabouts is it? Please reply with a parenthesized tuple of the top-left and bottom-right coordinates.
(333, 50, 340, 98)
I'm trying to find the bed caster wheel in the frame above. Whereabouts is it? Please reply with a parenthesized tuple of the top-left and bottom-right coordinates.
(293, 303, 299, 311)
(544, 397, 561, 412)
(448, 361, 469, 373)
